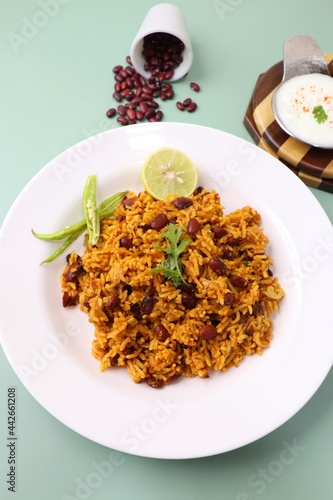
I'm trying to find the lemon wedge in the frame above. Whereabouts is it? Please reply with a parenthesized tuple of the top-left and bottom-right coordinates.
(141, 147, 198, 200)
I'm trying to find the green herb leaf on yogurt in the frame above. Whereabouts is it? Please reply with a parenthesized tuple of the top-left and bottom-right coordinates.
(312, 105, 328, 124)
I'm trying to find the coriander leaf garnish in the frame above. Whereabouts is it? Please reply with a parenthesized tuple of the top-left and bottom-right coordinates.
(151, 224, 191, 286)
(312, 105, 328, 124)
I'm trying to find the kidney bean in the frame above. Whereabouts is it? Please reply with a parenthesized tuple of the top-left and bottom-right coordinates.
(139, 75, 146, 87)
(178, 281, 196, 294)
(114, 74, 124, 83)
(147, 100, 159, 109)
(187, 102, 197, 112)
(110, 354, 119, 367)
(253, 301, 265, 316)
(117, 116, 129, 126)
(208, 257, 227, 276)
(62, 292, 77, 308)
(164, 69, 174, 80)
(183, 97, 192, 107)
(65, 259, 82, 282)
(187, 218, 200, 236)
(126, 55, 132, 65)
(176, 101, 185, 111)
(227, 237, 242, 247)
(199, 325, 218, 340)
(212, 226, 228, 239)
(146, 377, 164, 388)
(193, 186, 204, 196)
(150, 213, 168, 230)
(155, 110, 163, 121)
(155, 324, 169, 342)
(230, 275, 248, 289)
(130, 303, 142, 320)
(120, 237, 133, 249)
(181, 292, 197, 310)
(190, 82, 200, 92)
(145, 108, 155, 119)
(113, 65, 123, 73)
(114, 81, 121, 92)
(136, 110, 144, 121)
(221, 246, 233, 259)
(224, 292, 235, 306)
(140, 295, 155, 315)
(113, 91, 122, 102)
(122, 283, 132, 295)
(119, 69, 128, 79)
(117, 105, 126, 116)
(173, 197, 193, 209)
(126, 108, 136, 121)
(126, 65, 135, 76)
(165, 89, 174, 99)
(125, 91, 135, 101)
(124, 77, 132, 89)
(106, 107, 116, 118)
(139, 101, 148, 113)
(122, 196, 136, 207)
(105, 294, 120, 312)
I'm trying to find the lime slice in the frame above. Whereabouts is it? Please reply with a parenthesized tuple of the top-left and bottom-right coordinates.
(141, 148, 198, 200)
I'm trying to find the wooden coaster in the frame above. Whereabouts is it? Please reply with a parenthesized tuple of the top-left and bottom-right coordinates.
(251, 54, 333, 179)
(244, 92, 333, 194)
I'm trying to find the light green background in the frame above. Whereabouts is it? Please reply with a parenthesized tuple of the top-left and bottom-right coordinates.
(1, 1, 332, 499)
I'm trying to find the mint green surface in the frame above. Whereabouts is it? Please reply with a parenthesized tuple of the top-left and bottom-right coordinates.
(1, 1, 332, 499)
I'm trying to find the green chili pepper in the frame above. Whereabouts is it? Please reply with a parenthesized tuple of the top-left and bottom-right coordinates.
(31, 219, 87, 241)
(32, 191, 127, 242)
(83, 175, 99, 246)
(40, 227, 86, 264)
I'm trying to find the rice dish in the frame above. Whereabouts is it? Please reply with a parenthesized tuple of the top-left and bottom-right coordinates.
(61, 188, 284, 388)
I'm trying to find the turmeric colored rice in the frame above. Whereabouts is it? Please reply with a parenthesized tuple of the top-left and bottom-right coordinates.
(61, 188, 284, 388)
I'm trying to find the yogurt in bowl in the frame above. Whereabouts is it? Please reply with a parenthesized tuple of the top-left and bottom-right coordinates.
(272, 73, 333, 149)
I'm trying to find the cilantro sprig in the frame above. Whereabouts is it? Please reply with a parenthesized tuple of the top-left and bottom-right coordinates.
(151, 224, 191, 286)
(312, 105, 328, 124)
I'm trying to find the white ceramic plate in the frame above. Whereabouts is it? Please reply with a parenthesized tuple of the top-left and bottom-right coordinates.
(1, 123, 333, 459)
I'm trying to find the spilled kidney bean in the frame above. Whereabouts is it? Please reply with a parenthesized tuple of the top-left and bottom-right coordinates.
(187, 102, 197, 113)
(190, 82, 200, 92)
(199, 324, 218, 340)
(106, 32, 200, 125)
(106, 108, 116, 118)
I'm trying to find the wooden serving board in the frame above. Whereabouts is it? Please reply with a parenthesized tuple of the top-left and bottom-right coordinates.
(250, 54, 333, 180)
(244, 87, 333, 194)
